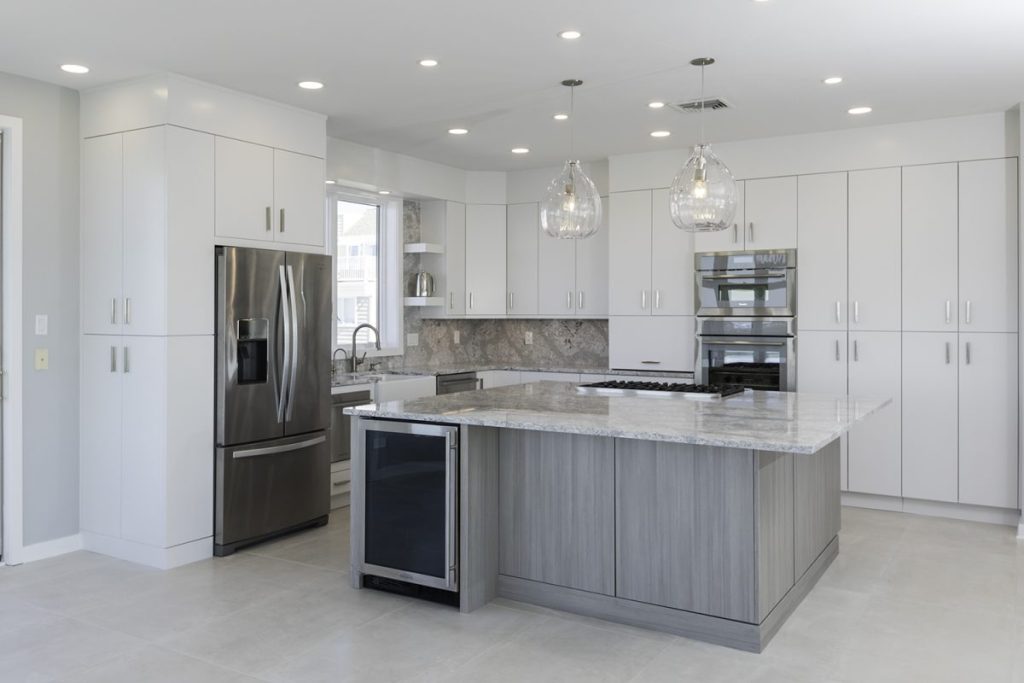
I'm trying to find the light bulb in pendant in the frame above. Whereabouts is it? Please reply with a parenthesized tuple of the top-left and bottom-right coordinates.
(541, 161, 601, 239)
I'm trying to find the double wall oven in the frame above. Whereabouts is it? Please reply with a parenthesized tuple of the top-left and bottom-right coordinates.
(694, 250, 797, 391)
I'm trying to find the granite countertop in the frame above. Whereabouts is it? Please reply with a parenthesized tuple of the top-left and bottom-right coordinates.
(331, 364, 693, 387)
(346, 381, 890, 455)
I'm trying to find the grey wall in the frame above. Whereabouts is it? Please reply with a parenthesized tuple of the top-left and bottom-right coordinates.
(0, 71, 80, 545)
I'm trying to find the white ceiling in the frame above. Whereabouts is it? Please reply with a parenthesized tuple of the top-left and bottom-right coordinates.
(3, 0, 1024, 170)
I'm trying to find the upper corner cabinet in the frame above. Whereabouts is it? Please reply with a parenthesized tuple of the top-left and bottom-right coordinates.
(214, 137, 326, 249)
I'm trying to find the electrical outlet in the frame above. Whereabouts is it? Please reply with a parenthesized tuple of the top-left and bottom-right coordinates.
(35, 314, 48, 336)
(525, 331, 533, 345)
(406, 332, 419, 347)
(453, 330, 461, 345)
(34, 348, 49, 371)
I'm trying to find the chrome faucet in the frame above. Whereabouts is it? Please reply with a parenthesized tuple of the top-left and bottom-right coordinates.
(331, 347, 349, 378)
(350, 323, 381, 373)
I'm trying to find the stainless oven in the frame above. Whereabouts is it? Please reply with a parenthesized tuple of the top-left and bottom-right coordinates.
(694, 250, 798, 391)
(357, 419, 459, 592)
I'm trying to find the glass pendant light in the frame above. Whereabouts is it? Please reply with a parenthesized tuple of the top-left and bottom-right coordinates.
(540, 79, 602, 239)
(669, 58, 737, 232)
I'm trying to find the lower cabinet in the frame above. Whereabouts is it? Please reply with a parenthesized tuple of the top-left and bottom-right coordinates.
(847, 332, 902, 497)
(902, 332, 958, 502)
(609, 316, 695, 372)
(796, 330, 849, 489)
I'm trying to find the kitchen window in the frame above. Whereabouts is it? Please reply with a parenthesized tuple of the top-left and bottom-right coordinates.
(331, 190, 402, 356)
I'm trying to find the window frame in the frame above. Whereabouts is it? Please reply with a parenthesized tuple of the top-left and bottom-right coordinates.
(329, 188, 403, 358)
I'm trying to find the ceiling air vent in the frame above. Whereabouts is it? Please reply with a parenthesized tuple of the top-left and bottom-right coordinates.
(671, 98, 730, 113)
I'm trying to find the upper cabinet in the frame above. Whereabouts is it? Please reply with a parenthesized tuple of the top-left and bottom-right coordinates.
(420, 200, 467, 316)
(465, 204, 507, 316)
(82, 133, 124, 336)
(848, 167, 901, 331)
(958, 158, 1018, 333)
(506, 203, 540, 315)
(214, 138, 325, 248)
(694, 181, 745, 253)
(797, 172, 848, 331)
(902, 163, 958, 332)
(651, 188, 694, 316)
(743, 177, 798, 250)
(575, 204, 610, 317)
(537, 201, 609, 317)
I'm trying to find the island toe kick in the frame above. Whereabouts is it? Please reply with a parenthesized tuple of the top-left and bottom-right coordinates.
(351, 421, 841, 653)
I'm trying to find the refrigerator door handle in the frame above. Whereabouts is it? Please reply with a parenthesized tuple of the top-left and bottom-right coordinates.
(285, 264, 300, 421)
(278, 264, 291, 423)
(232, 434, 327, 459)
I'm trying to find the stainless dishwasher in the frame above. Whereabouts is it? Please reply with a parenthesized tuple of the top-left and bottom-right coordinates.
(435, 372, 480, 395)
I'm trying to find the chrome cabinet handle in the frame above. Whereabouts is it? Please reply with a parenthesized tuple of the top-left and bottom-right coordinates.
(641, 290, 647, 310)
(123, 346, 130, 373)
(469, 292, 474, 309)
(965, 341, 971, 365)
(110, 346, 117, 372)
(748, 222, 754, 242)
(508, 291, 514, 311)
(835, 301, 841, 324)
(852, 339, 859, 362)
(945, 300, 951, 325)
(945, 342, 951, 364)
(853, 300, 860, 324)
(567, 291, 572, 310)
(449, 291, 454, 309)
(641, 360, 662, 365)
(265, 206, 272, 232)
(835, 339, 840, 361)
(654, 290, 661, 310)
(279, 208, 285, 233)
(110, 297, 118, 325)
(124, 297, 131, 325)
(578, 291, 584, 309)
(732, 223, 738, 243)
(965, 300, 972, 325)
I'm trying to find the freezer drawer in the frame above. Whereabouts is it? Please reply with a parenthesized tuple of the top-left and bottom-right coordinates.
(215, 431, 329, 555)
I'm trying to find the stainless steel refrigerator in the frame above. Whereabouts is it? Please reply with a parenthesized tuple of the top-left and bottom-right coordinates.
(215, 246, 332, 556)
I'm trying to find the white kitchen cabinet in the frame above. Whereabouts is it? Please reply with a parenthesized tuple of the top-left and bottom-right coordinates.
(847, 331, 901, 497)
(373, 376, 437, 402)
(902, 164, 958, 332)
(214, 137, 275, 242)
(744, 177, 797, 250)
(693, 181, 745, 253)
(506, 203, 539, 315)
(797, 172, 848, 331)
(538, 224, 576, 316)
(465, 204, 507, 316)
(420, 200, 467, 317)
(959, 158, 1018, 333)
(575, 205, 609, 317)
(849, 168, 901, 332)
(796, 330, 849, 490)
(479, 370, 522, 388)
(608, 191, 653, 315)
(958, 332, 1018, 508)
(80, 335, 123, 537)
(609, 316, 695, 372)
(83, 127, 214, 337)
(651, 189, 695, 315)
(901, 332, 958, 503)
(273, 149, 326, 247)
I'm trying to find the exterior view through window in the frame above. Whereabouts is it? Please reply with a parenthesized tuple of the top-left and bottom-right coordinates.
(336, 199, 380, 346)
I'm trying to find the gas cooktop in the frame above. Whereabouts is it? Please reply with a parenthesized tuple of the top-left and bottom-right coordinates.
(575, 380, 746, 400)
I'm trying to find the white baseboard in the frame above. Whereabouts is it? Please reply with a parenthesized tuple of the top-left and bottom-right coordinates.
(842, 491, 1020, 527)
(11, 533, 83, 565)
(81, 532, 213, 569)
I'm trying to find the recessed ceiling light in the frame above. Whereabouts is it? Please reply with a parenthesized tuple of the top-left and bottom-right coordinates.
(511, 147, 530, 154)
(848, 106, 872, 115)
(298, 81, 324, 90)
(559, 30, 582, 40)
(60, 64, 89, 74)
(823, 76, 843, 85)
(553, 113, 569, 121)
(448, 128, 469, 135)
(418, 59, 438, 67)
(650, 130, 672, 138)
(378, 190, 391, 195)
(325, 180, 336, 185)
(648, 101, 665, 109)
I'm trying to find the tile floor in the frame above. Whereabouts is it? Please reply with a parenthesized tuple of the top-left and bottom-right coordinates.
(1, 506, 1023, 682)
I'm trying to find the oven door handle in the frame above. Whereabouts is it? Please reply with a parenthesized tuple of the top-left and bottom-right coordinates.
(700, 337, 790, 346)
(699, 270, 787, 280)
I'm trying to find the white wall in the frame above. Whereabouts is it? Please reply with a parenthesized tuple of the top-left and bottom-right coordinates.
(0, 71, 80, 546)
(610, 111, 1019, 191)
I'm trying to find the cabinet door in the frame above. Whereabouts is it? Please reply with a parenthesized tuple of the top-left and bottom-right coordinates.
(847, 331, 901, 497)
(744, 177, 797, 250)
(849, 168, 901, 331)
(609, 316, 695, 372)
(902, 164, 958, 332)
(81, 134, 124, 335)
(465, 204, 507, 315)
(506, 203, 539, 315)
(444, 202, 466, 316)
(958, 332, 1018, 508)
(80, 335, 123, 536)
(796, 330, 849, 490)
(575, 204, 609, 316)
(902, 332, 958, 503)
(694, 181, 745, 253)
(214, 137, 274, 241)
(651, 189, 695, 315)
(959, 158, 1018, 333)
(538, 225, 576, 315)
(123, 127, 168, 336)
(274, 149, 326, 247)
(797, 173, 847, 331)
(608, 191, 653, 315)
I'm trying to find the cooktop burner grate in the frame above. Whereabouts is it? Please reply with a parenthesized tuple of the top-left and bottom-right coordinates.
(576, 380, 746, 400)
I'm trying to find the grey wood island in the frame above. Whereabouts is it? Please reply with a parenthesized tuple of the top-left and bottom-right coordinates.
(346, 382, 889, 652)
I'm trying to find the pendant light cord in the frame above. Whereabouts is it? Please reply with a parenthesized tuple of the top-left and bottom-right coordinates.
(569, 85, 576, 160)
(698, 63, 705, 147)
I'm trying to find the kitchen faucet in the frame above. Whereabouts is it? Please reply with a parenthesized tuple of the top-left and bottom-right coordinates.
(351, 323, 381, 373)
(331, 347, 349, 378)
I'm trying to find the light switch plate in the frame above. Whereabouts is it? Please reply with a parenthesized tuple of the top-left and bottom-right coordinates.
(453, 330, 460, 345)
(525, 331, 533, 345)
(34, 348, 49, 371)
(35, 314, 48, 336)
(406, 332, 419, 347)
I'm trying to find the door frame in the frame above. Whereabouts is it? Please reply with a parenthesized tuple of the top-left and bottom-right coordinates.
(0, 114, 24, 565)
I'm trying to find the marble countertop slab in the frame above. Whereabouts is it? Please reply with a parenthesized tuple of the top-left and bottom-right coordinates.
(346, 381, 890, 455)
(377, 364, 694, 378)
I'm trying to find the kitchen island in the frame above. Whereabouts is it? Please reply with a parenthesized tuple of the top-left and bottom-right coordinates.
(347, 382, 889, 652)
